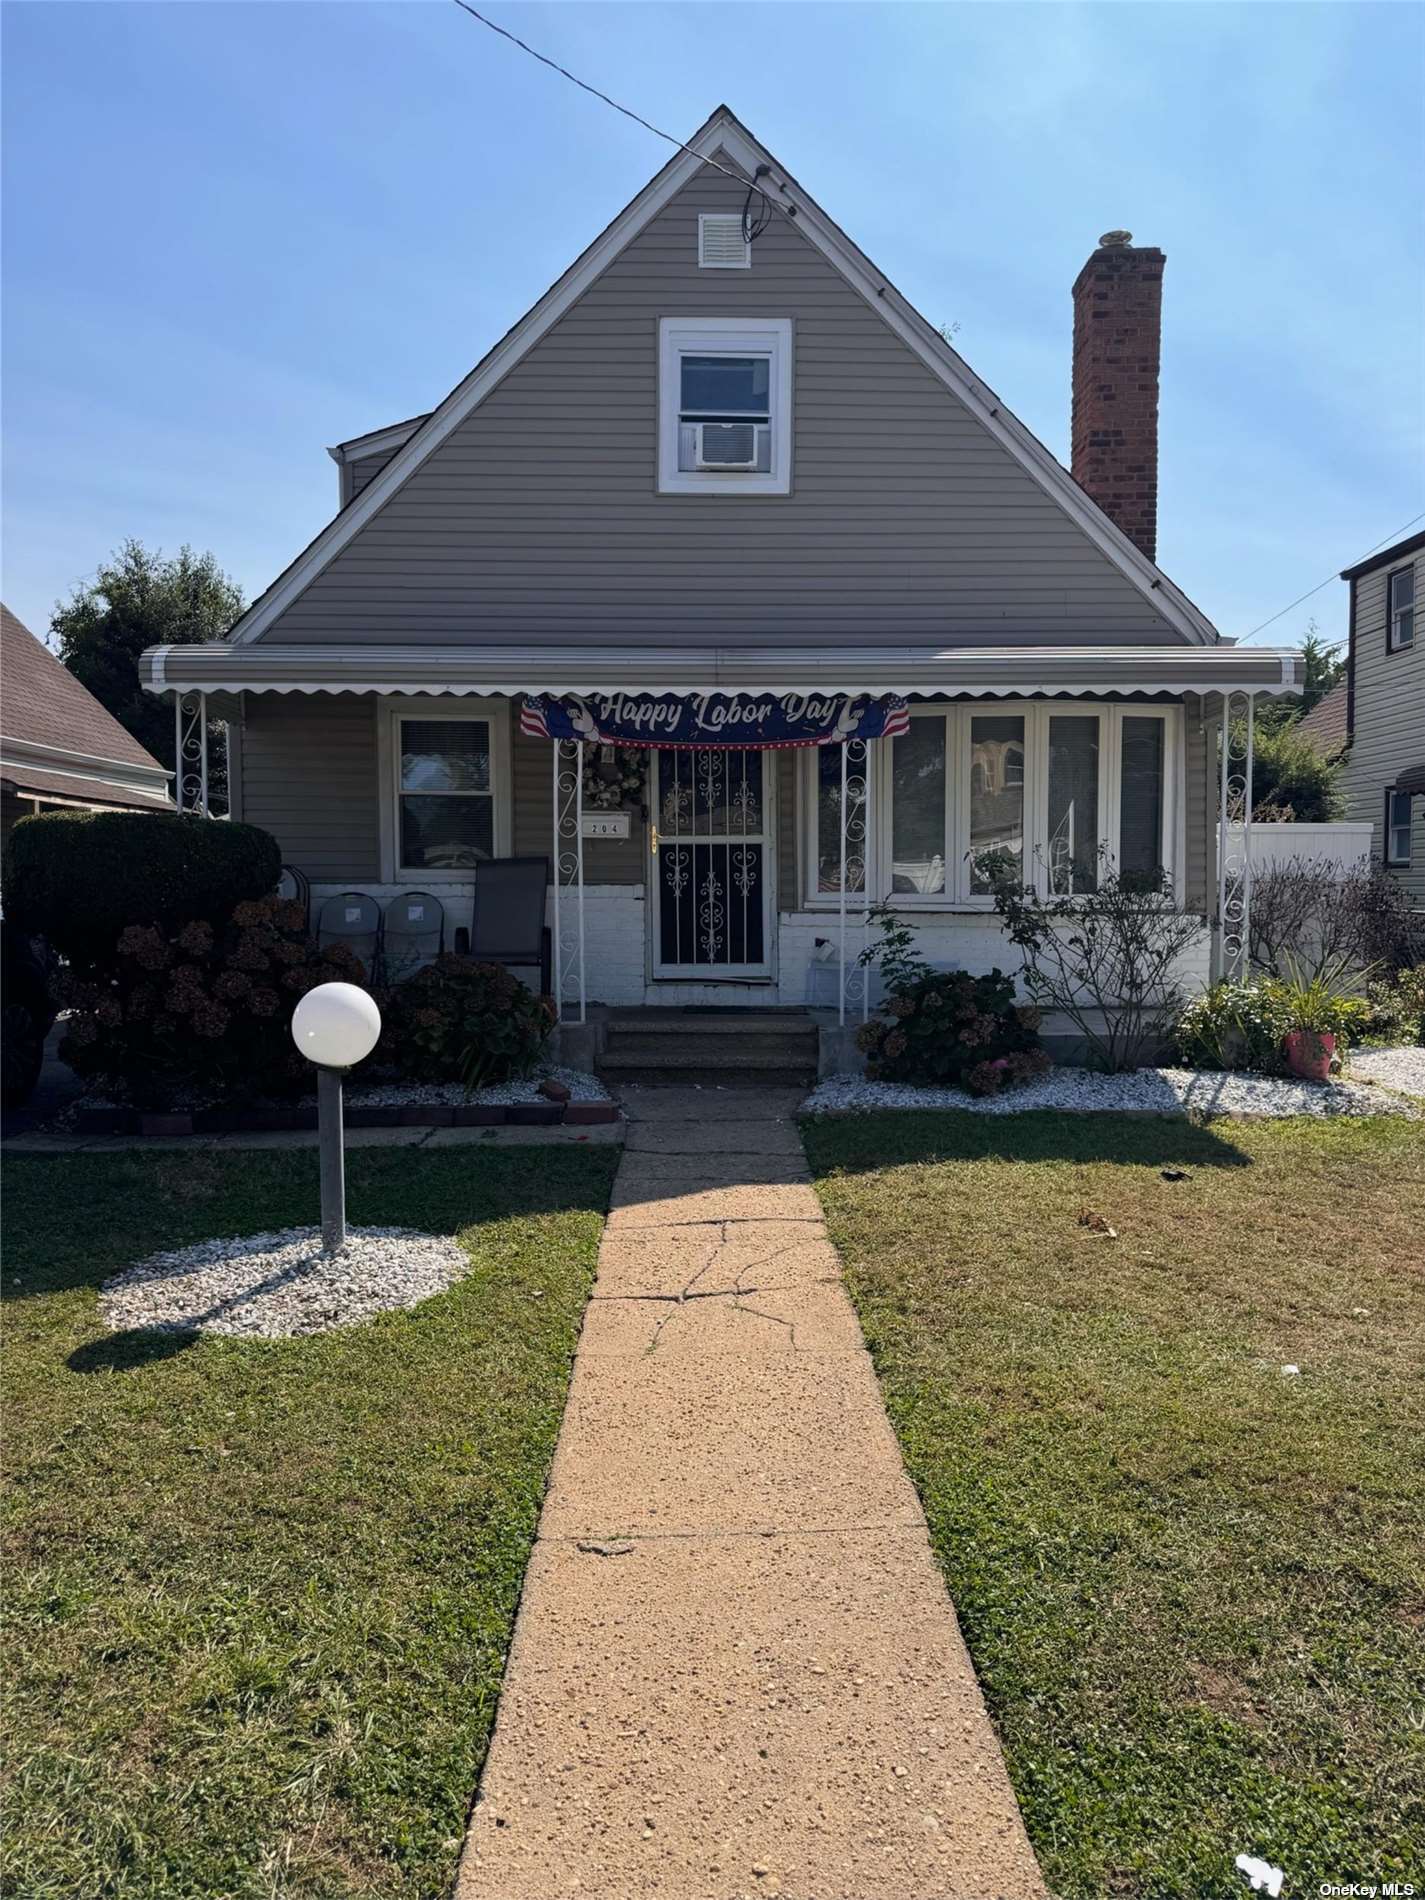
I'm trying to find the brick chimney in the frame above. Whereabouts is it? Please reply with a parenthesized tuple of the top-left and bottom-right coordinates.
(1071, 231, 1165, 562)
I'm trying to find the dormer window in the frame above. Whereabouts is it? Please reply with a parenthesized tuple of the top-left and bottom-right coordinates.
(658, 318, 792, 495)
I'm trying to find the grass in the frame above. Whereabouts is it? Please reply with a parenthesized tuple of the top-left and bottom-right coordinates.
(2, 1140, 617, 1900)
(801, 1110, 1425, 1900)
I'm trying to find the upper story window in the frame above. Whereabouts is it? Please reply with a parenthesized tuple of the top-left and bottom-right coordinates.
(1385, 788, 1413, 867)
(658, 318, 792, 496)
(1388, 565, 1416, 652)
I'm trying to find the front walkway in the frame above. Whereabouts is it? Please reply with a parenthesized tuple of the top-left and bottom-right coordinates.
(457, 1087, 1044, 1900)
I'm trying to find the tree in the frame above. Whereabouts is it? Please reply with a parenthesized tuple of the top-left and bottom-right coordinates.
(1248, 718, 1345, 822)
(1297, 621, 1346, 717)
(50, 541, 244, 810)
(1255, 619, 1346, 734)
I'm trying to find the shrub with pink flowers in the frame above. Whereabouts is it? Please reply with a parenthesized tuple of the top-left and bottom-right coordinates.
(55, 894, 369, 1105)
(854, 910, 1048, 1094)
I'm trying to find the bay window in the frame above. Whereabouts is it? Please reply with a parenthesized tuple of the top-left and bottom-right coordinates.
(1047, 715, 1101, 894)
(806, 702, 1179, 904)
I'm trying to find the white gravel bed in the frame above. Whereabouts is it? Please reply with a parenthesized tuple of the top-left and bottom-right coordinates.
(1346, 1044, 1425, 1101)
(344, 1066, 608, 1108)
(802, 1065, 1422, 1120)
(101, 1226, 470, 1338)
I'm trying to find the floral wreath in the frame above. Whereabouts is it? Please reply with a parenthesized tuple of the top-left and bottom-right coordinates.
(581, 744, 646, 811)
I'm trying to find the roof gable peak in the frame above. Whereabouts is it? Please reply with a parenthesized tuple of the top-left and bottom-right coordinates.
(229, 108, 1217, 648)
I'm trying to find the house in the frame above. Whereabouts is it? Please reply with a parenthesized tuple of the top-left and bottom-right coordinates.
(138, 109, 1301, 1054)
(1297, 677, 1348, 756)
(1336, 531, 1424, 906)
(2, 603, 170, 841)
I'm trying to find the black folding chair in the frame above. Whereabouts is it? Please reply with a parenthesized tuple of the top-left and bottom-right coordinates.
(316, 891, 382, 981)
(382, 890, 445, 985)
(470, 856, 552, 996)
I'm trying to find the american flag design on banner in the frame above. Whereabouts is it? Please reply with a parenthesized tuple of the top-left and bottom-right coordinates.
(519, 691, 911, 749)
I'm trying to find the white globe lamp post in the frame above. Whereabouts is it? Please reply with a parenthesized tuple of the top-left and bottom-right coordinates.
(290, 983, 382, 1254)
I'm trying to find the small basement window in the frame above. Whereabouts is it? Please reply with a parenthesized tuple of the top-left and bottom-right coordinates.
(658, 318, 792, 495)
(1388, 565, 1416, 652)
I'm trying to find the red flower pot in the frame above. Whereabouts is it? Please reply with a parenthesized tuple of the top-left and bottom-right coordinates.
(1283, 1030, 1335, 1082)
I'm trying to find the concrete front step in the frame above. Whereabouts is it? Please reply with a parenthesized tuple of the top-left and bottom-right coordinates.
(598, 1065, 815, 1088)
(598, 1009, 818, 1089)
(607, 1032, 815, 1064)
(606, 1010, 814, 1036)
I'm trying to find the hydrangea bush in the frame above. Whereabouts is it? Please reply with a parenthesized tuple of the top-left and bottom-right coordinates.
(854, 908, 1049, 1095)
(55, 895, 367, 1106)
(381, 954, 554, 1090)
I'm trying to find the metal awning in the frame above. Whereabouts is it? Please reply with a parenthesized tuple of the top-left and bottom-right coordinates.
(140, 642, 1304, 700)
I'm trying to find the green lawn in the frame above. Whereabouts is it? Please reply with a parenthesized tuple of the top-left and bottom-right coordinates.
(802, 1111, 1425, 1900)
(2, 1141, 617, 1900)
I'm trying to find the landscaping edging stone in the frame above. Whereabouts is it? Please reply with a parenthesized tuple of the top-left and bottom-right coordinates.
(71, 1100, 621, 1141)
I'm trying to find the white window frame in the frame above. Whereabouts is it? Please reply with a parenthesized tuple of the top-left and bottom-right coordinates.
(1387, 564, 1416, 653)
(658, 316, 792, 496)
(799, 702, 1184, 910)
(376, 697, 512, 883)
(1385, 787, 1413, 867)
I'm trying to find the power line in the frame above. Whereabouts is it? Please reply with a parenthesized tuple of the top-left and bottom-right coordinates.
(448, 1, 785, 216)
(1238, 511, 1425, 642)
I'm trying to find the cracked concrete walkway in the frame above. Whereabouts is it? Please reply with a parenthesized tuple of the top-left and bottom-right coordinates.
(457, 1087, 1045, 1900)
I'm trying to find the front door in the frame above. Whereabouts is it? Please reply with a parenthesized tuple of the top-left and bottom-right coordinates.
(651, 748, 774, 979)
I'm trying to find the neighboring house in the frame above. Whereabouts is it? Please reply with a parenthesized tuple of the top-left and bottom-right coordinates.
(1297, 678, 1348, 756)
(138, 108, 1300, 1026)
(1339, 531, 1425, 907)
(2, 603, 171, 842)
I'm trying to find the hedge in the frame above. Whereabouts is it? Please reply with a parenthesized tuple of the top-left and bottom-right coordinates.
(3, 810, 281, 971)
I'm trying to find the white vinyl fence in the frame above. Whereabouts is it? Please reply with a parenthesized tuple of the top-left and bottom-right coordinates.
(1226, 821, 1374, 875)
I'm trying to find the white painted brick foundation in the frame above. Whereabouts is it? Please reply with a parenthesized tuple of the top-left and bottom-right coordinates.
(312, 883, 1212, 1020)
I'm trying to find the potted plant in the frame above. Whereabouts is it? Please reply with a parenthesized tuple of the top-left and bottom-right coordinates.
(1272, 956, 1366, 1082)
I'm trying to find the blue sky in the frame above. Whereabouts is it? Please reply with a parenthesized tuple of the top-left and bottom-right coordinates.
(3, 1, 1422, 652)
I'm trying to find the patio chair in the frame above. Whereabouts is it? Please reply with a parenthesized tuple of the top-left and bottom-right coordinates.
(275, 864, 310, 930)
(382, 890, 445, 985)
(316, 891, 382, 982)
(470, 856, 552, 996)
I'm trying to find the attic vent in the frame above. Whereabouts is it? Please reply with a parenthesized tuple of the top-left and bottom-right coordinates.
(698, 213, 750, 269)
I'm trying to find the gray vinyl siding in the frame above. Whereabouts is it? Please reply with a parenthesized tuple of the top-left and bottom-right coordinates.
(239, 695, 380, 881)
(511, 727, 644, 884)
(1343, 551, 1425, 903)
(262, 164, 1182, 650)
(1183, 703, 1210, 915)
(348, 452, 395, 502)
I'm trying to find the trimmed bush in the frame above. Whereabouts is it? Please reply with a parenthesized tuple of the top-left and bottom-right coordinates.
(3, 810, 280, 971)
(857, 967, 1049, 1094)
(54, 894, 366, 1106)
(381, 955, 554, 1089)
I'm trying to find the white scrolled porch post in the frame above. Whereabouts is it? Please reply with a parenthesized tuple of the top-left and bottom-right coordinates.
(838, 742, 849, 1027)
(552, 737, 586, 1023)
(1242, 691, 1256, 979)
(862, 737, 875, 1024)
(174, 691, 211, 816)
(1216, 690, 1253, 983)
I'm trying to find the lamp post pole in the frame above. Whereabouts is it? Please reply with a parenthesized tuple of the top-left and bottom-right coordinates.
(316, 1066, 347, 1255)
(291, 983, 382, 1259)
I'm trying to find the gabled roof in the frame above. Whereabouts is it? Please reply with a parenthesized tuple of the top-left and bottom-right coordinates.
(2, 604, 171, 808)
(1297, 678, 1348, 752)
(230, 106, 1220, 649)
(1340, 528, 1425, 581)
